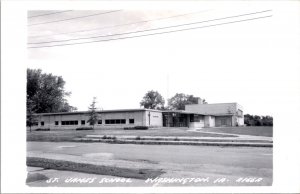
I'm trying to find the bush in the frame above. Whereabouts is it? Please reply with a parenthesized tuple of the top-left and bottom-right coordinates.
(102, 135, 116, 140)
(135, 136, 141, 140)
(124, 127, 133, 130)
(35, 128, 50, 131)
(124, 126, 149, 130)
(76, 127, 93, 131)
(135, 126, 148, 130)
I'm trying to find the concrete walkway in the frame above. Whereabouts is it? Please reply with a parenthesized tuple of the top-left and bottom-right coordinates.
(75, 130, 273, 147)
(187, 128, 273, 141)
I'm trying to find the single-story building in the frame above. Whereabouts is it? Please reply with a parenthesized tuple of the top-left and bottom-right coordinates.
(185, 98, 244, 127)
(28, 98, 244, 130)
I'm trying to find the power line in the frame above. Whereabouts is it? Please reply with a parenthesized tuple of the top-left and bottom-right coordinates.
(28, 10, 73, 18)
(28, 15, 272, 49)
(29, 10, 209, 38)
(28, 10, 271, 44)
(28, 10, 122, 26)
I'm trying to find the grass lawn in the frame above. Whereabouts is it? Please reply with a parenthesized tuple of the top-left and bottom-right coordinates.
(199, 126, 273, 137)
(27, 127, 237, 142)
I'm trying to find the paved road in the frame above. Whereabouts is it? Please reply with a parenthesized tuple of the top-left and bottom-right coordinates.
(27, 142, 272, 186)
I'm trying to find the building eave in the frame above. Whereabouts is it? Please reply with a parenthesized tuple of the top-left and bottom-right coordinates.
(33, 108, 151, 116)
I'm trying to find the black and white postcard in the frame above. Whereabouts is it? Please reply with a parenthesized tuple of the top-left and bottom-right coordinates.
(1, 0, 300, 193)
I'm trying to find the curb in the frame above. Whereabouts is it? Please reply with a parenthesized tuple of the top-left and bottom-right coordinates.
(73, 138, 273, 147)
(86, 135, 272, 143)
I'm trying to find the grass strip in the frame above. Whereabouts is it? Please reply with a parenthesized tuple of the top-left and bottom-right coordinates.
(27, 157, 164, 180)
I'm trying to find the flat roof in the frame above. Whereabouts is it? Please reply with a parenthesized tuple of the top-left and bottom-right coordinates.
(33, 108, 164, 116)
(162, 110, 207, 115)
(33, 106, 238, 117)
(185, 102, 243, 109)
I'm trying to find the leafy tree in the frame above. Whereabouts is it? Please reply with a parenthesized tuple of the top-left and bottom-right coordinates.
(244, 114, 273, 126)
(87, 97, 99, 129)
(140, 90, 165, 109)
(27, 68, 76, 113)
(168, 93, 206, 110)
(261, 116, 273, 126)
(26, 97, 37, 132)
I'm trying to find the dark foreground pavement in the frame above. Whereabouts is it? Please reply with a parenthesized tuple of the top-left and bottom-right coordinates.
(27, 142, 272, 187)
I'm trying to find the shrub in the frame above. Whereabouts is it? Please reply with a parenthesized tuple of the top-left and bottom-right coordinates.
(123, 127, 133, 130)
(135, 126, 148, 130)
(174, 137, 179, 141)
(35, 128, 50, 131)
(124, 126, 148, 130)
(76, 127, 93, 131)
(135, 136, 141, 140)
(102, 135, 116, 140)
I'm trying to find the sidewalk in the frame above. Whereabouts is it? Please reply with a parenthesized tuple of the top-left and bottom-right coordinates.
(73, 132, 273, 147)
(187, 128, 273, 140)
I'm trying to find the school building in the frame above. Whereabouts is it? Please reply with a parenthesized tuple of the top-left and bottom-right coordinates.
(30, 98, 244, 130)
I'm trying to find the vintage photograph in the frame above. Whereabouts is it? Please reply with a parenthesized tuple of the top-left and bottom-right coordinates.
(26, 8, 274, 187)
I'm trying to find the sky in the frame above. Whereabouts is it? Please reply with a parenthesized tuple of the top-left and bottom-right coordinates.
(27, 3, 300, 116)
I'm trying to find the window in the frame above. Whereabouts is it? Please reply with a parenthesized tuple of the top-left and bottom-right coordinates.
(62, 120, 78, 125)
(41, 121, 44, 126)
(129, 119, 134, 124)
(190, 114, 202, 122)
(55, 121, 59, 125)
(98, 120, 102, 124)
(81, 120, 85, 125)
(105, 119, 127, 125)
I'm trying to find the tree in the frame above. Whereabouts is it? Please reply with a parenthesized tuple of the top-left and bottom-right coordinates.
(87, 97, 99, 129)
(27, 68, 76, 113)
(140, 90, 165, 109)
(26, 97, 37, 132)
(262, 116, 273, 126)
(244, 114, 273, 126)
(167, 93, 205, 110)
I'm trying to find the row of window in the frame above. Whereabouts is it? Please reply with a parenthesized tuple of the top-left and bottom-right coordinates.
(61, 120, 78, 125)
(42, 119, 136, 126)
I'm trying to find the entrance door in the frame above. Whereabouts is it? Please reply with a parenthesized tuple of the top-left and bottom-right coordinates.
(221, 119, 226, 126)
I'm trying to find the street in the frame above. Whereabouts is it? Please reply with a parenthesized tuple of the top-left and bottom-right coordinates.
(27, 142, 272, 186)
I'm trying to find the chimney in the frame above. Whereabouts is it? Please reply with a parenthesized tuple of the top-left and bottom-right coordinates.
(197, 97, 203, 104)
